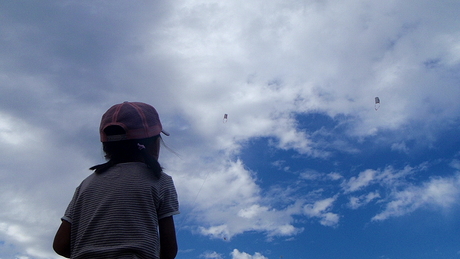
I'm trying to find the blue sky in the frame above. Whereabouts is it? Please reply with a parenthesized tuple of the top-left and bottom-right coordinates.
(1, 1, 460, 258)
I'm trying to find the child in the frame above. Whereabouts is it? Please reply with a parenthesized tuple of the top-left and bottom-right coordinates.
(53, 102, 180, 259)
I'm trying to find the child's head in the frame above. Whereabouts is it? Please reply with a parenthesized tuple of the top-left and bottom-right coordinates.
(91, 102, 167, 177)
(99, 101, 167, 142)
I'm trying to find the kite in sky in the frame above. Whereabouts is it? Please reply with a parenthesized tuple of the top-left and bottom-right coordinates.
(223, 114, 228, 123)
(375, 97, 380, 111)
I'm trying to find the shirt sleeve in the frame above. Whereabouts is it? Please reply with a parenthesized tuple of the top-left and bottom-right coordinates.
(157, 174, 180, 219)
(62, 185, 81, 224)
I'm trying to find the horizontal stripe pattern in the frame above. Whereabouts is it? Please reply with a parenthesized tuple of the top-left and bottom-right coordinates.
(63, 162, 179, 259)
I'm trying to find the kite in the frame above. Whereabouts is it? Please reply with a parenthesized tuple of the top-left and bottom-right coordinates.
(223, 114, 228, 123)
(374, 97, 380, 111)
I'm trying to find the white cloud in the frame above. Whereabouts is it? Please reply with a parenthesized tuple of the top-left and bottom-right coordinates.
(201, 251, 224, 259)
(342, 166, 416, 193)
(0, 113, 34, 146)
(372, 174, 460, 221)
(199, 225, 231, 240)
(197, 200, 302, 239)
(450, 159, 460, 170)
(237, 204, 267, 219)
(327, 172, 343, 181)
(172, 159, 260, 211)
(348, 192, 381, 209)
(342, 169, 378, 193)
(171, 159, 302, 239)
(391, 141, 409, 154)
(271, 160, 290, 172)
(231, 249, 268, 259)
(303, 197, 340, 227)
(299, 170, 322, 180)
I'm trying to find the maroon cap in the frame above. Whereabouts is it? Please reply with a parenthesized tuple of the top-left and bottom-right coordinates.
(99, 102, 169, 142)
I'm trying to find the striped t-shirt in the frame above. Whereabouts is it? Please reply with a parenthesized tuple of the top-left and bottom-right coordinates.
(62, 162, 180, 259)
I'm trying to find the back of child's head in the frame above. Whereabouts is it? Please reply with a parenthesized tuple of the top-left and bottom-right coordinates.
(90, 102, 167, 178)
(99, 101, 168, 142)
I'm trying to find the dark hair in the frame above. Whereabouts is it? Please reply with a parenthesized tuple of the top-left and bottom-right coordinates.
(90, 126, 162, 178)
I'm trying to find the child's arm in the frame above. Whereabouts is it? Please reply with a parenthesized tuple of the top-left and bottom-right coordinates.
(53, 220, 71, 258)
(159, 216, 178, 259)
